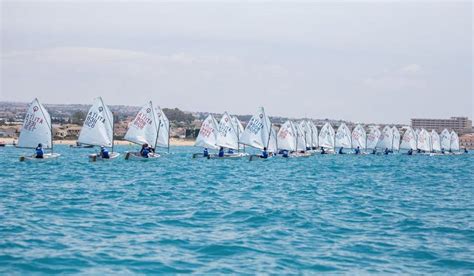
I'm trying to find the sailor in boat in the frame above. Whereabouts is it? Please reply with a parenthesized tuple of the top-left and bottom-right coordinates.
(203, 148, 209, 158)
(260, 147, 269, 159)
(321, 147, 327, 155)
(372, 149, 377, 154)
(384, 148, 389, 155)
(338, 147, 345, 154)
(281, 150, 289, 158)
(354, 146, 360, 155)
(441, 148, 445, 154)
(100, 146, 110, 159)
(140, 143, 150, 158)
(218, 147, 225, 157)
(464, 148, 468, 154)
(407, 149, 413, 155)
(35, 143, 44, 159)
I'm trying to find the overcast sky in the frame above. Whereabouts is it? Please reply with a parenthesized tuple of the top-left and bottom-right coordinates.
(1, 1, 472, 124)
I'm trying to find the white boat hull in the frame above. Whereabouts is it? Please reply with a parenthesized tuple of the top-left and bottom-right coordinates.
(124, 152, 161, 160)
(89, 152, 120, 162)
(207, 152, 249, 159)
(19, 153, 61, 162)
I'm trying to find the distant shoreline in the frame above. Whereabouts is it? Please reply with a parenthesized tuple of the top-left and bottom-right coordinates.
(0, 138, 196, 147)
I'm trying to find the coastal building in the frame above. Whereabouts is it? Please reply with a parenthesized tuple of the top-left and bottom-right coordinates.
(411, 117, 472, 134)
(460, 134, 474, 150)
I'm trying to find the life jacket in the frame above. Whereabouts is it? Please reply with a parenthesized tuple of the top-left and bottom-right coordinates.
(218, 149, 224, 157)
(261, 150, 268, 158)
(101, 148, 110, 159)
(203, 149, 209, 157)
(35, 147, 44, 158)
(141, 148, 149, 158)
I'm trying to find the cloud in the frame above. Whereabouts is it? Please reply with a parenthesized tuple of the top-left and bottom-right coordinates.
(363, 63, 426, 89)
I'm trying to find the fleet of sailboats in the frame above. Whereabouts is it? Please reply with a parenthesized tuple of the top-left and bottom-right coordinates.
(14, 101, 468, 162)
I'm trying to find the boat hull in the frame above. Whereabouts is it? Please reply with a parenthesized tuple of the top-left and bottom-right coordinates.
(207, 153, 249, 159)
(19, 153, 61, 162)
(124, 152, 161, 160)
(89, 152, 120, 162)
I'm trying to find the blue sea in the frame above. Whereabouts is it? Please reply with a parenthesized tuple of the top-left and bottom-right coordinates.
(1, 145, 473, 274)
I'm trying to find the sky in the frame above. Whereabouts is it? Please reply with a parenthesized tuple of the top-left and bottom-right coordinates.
(1, 1, 472, 124)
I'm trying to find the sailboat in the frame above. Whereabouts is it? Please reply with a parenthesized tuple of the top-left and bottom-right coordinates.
(376, 126, 394, 153)
(351, 124, 366, 152)
(231, 116, 245, 152)
(392, 127, 401, 152)
(430, 130, 441, 154)
(209, 112, 248, 159)
(440, 129, 451, 152)
(335, 123, 351, 153)
(77, 97, 120, 161)
(319, 122, 335, 153)
(366, 126, 381, 153)
(123, 101, 169, 160)
(294, 122, 311, 157)
(277, 120, 297, 154)
(18, 98, 60, 161)
(416, 128, 431, 153)
(450, 131, 460, 154)
(239, 107, 274, 161)
(400, 127, 417, 152)
(308, 121, 319, 150)
(193, 114, 219, 158)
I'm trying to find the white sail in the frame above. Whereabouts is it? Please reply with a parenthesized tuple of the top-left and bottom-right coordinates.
(335, 123, 352, 149)
(216, 112, 239, 150)
(268, 127, 278, 153)
(376, 126, 393, 150)
(194, 114, 219, 149)
(124, 101, 158, 147)
(440, 129, 451, 151)
(295, 123, 307, 151)
(240, 107, 272, 150)
(231, 116, 244, 140)
(277, 121, 297, 151)
(416, 128, 431, 152)
(18, 98, 52, 149)
(400, 127, 417, 150)
(450, 131, 460, 151)
(308, 121, 319, 148)
(77, 97, 114, 147)
(392, 127, 401, 151)
(299, 121, 312, 149)
(431, 130, 441, 152)
(319, 122, 335, 149)
(351, 124, 366, 150)
(366, 127, 381, 149)
(155, 106, 170, 148)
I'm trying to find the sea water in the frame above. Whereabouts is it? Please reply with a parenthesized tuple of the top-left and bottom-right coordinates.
(0, 145, 473, 274)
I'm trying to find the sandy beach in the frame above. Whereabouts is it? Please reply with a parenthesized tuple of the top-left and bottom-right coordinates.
(0, 138, 196, 147)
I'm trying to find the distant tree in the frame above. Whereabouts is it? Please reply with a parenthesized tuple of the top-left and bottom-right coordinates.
(71, 111, 86, 125)
(163, 108, 194, 123)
